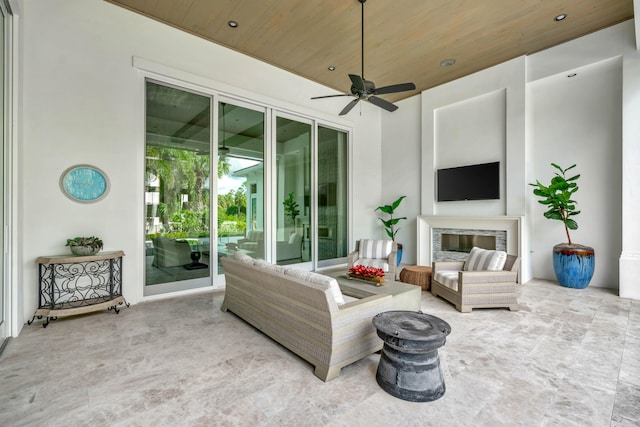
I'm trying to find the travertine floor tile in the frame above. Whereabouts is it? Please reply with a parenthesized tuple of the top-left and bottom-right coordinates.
(1, 281, 639, 426)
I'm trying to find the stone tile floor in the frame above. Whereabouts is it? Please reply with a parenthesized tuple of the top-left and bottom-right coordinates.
(1, 279, 639, 426)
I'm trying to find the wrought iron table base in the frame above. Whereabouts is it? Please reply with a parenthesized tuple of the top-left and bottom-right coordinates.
(29, 251, 128, 328)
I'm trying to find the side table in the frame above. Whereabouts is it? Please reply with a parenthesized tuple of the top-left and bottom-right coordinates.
(399, 265, 432, 291)
(28, 251, 129, 328)
(372, 310, 451, 402)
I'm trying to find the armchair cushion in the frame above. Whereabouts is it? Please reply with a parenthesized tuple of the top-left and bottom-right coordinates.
(463, 247, 507, 271)
(433, 271, 459, 291)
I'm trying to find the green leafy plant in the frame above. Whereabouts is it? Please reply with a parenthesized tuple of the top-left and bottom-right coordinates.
(529, 163, 580, 244)
(375, 196, 406, 241)
(283, 192, 300, 224)
(65, 236, 104, 250)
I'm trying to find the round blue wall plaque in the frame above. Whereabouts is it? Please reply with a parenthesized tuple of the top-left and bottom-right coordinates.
(60, 165, 110, 203)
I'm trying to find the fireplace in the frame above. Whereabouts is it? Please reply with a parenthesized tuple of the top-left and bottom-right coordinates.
(417, 216, 522, 265)
(441, 233, 496, 253)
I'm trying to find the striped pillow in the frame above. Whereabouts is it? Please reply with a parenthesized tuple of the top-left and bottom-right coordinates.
(359, 239, 392, 259)
(463, 247, 507, 271)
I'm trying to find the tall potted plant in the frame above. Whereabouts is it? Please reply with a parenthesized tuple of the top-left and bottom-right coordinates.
(376, 195, 407, 265)
(529, 163, 594, 288)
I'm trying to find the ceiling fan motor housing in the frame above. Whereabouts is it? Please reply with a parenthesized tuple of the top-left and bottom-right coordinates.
(351, 79, 376, 96)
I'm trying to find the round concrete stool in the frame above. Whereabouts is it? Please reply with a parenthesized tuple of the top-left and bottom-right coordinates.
(372, 310, 451, 402)
(399, 265, 432, 291)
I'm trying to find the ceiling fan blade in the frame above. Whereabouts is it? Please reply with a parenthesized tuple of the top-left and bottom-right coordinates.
(367, 96, 398, 112)
(349, 74, 366, 92)
(374, 82, 416, 95)
(339, 98, 360, 116)
(311, 94, 352, 99)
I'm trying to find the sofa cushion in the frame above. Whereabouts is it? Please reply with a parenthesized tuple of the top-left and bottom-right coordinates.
(463, 247, 507, 271)
(434, 271, 460, 291)
(359, 239, 392, 259)
(283, 268, 346, 306)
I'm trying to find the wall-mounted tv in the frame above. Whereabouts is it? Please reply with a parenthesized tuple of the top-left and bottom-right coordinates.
(437, 161, 500, 202)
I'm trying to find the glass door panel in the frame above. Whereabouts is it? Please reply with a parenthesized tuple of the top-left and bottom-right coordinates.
(276, 116, 311, 265)
(217, 100, 265, 272)
(0, 5, 5, 344)
(144, 81, 212, 295)
(317, 126, 348, 266)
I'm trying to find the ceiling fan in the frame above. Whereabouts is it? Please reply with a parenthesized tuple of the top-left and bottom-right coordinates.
(311, 0, 416, 116)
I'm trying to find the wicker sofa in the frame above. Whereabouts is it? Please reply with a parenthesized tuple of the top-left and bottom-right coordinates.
(221, 252, 395, 381)
(431, 250, 520, 313)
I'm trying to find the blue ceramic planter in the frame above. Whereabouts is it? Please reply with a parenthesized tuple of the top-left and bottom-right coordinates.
(553, 243, 595, 289)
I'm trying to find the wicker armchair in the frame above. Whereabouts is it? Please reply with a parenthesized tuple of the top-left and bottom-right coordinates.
(431, 251, 520, 313)
(347, 239, 397, 280)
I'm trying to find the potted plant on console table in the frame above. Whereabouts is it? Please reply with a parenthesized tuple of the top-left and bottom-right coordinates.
(375, 195, 406, 265)
(66, 236, 104, 256)
(529, 163, 594, 288)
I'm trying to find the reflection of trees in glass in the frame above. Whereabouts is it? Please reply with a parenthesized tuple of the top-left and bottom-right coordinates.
(146, 146, 210, 235)
(218, 183, 247, 236)
(146, 148, 248, 238)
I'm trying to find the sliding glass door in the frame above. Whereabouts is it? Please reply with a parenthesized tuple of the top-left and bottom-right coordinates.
(275, 115, 311, 265)
(217, 100, 265, 272)
(143, 79, 350, 296)
(0, 3, 6, 346)
(144, 81, 212, 295)
(317, 125, 348, 266)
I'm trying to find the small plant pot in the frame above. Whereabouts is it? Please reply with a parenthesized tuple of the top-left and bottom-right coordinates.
(552, 243, 595, 289)
(70, 246, 100, 256)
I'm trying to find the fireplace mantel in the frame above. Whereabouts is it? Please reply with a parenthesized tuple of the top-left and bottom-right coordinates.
(417, 215, 523, 265)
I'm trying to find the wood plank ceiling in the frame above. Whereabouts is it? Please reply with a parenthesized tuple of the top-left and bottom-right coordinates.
(107, 0, 634, 103)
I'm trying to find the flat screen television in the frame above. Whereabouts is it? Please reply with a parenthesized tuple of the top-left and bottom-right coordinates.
(437, 161, 500, 202)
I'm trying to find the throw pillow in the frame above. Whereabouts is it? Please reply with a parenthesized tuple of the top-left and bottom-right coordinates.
(359, 239, 392, 259)
(463, 247, 507, 271)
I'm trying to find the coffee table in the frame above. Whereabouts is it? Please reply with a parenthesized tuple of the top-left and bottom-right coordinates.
(326, 270, 421, 312)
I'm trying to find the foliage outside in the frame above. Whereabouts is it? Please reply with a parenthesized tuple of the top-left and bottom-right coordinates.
(146, 146, 247, 240)
(529, 163, 581, 245)
(375, 196, 406, 241)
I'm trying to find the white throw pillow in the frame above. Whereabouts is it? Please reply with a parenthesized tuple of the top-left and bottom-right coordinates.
(463, 247, 507, 271)
(359, 239, 392, 259)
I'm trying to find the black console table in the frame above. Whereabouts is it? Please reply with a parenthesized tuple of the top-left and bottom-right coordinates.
(28, 250, 128, 328)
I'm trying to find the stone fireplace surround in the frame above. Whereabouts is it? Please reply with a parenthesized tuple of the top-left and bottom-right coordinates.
(417, 216, 522, 266)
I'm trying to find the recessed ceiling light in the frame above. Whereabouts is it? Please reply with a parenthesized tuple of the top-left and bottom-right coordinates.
(328, 66, 336, 71)
(440, 58, 456, 67)
(567, 73, 577, 78)
(228, 20, 238, 28)
(554, 14, 567, 22)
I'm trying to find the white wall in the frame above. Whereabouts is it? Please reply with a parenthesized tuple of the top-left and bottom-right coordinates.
(529, 59, 622, 287)
(16, 0, 382, 327)
(382, 20, 637, 290)
(380, 95, 421, 264)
